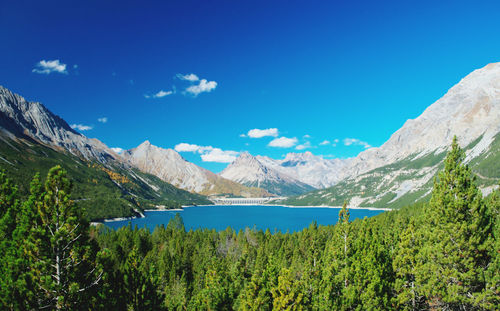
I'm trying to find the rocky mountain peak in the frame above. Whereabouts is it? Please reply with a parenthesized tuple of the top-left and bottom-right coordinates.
(139, 140, 152, 147)
(0, 85, 117, 163)
(346, 62, 500, 177)
(220, 150, 315, 196)
(122, 141, 270, 197)
(282, 151, 317, 166)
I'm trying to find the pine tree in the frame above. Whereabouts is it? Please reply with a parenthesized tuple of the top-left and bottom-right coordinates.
(318, 201, 352, 310)
(122, 247, 164, 310)
(419, 137, 493, 309)
(478, 184, 499, 309)
(271, 268, 307, 311)
(392, 218, 426, 310)
(0, 170, 21, 309)
(338, 201, 350, 291)
(26, 166, 103, 310)
(238, 270, 271, 311)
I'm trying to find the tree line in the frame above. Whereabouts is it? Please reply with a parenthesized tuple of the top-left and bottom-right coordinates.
(0, 138, 498, 310)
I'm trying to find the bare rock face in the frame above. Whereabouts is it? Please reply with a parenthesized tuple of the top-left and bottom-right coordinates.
(123, 141, 210, 193)
(347, 62, 500, 176)
(219, 152, 315, 196)
(123, 142, 272, 197)
(281, 62, 500, 207)
(257, 152, 350, 189)
(0, 86, 118, 163)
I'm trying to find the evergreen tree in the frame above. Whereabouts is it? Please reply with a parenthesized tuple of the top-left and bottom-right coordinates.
(0, 170, 22, 310)
(271, 268, 307, 311)
(419, 137, 493, 309)
(392, 218, 426, 310)
(318, 201, 351, 310)
(26, 166, 103, 310)
(478, 184, 499, 309)
(122, 247, 164, 311)
(238, 269, 271, 311)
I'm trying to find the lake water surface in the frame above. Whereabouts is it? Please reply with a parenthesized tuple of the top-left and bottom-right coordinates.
(104, 205, 386, 232)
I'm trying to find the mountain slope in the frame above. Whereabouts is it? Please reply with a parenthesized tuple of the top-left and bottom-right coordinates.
(219, 152, 315, 196)
(257, 151, 349, 188)
(0, 86, 211, 219)
(282, 62, 500, 208)
(0, 86, 118, 163)
(123, 142, 272, 198)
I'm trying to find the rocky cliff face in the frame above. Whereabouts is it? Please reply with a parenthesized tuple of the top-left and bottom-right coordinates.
(219, 152, 315, 196)
(0, 86, 118, 163)
(282, 62, 500, 207)
(347, 62, 500, 177)
(123, 142, 272, 197)
(257, 152, 350, 189)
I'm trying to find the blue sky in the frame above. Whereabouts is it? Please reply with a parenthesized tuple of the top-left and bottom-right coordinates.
(1, 0, 499, 172)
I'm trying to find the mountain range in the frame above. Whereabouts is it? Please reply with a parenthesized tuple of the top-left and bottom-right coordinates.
(0, 85, 211, 220)
(219, 152, 315, 196)
(281, 62, 500, 207)
(122, 141, 271, 197)
(0, 62, 499, 217)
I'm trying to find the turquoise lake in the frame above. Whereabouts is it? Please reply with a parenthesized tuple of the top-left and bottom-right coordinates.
(104, 205, 386, 232)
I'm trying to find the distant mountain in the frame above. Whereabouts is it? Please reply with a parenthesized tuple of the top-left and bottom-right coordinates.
(282, 62, 500, 208)
(257, 151, 349, 189)
(219, 152, 315, 196)
(0, 86, 211, 219)
(123, 142, 272, 198)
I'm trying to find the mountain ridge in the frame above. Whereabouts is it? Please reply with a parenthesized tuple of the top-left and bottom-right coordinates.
(123, 142, 272, 198)
(281, 62, 500, 208)
(0, 85, 119, 164)
(0, 86, 211, 220)
(219, 152, 316, 196)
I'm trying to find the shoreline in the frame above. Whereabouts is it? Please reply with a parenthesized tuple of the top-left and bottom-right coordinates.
(92, 208, 146, 224)
(93, 204, 391, 224)
(267, 204, 392, 211)
(144, 208, 184, 212)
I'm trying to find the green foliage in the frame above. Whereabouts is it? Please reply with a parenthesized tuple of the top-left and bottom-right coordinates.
(470, 132, 500, 185)
(0, 136, 498, 310)
(0, 137, 211, 220)
(418, 137, 495, 309)
(282, 134, 500, 210)
(26, 166, 103, 310)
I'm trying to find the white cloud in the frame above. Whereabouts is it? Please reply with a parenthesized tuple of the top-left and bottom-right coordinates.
(154, 90, 173, 98)
(185, 79, 217, 96)
(334, 139, 339, 143)
(343, 138, 372, 149)
(239, 133, 247, 138)
(98, 117, 108, 123)
(295, 141, 311, 150)
(111, 147, 124, 154)
(71, 124, 93, 131)
(145, 90, 173, 99)
(201, 148, 238, 163)
(268, 136, 298, 148)
(319, 140, 330, 145)
(32, 59, 68, 74)
(176, 73, 200, 81)
(247, 128, 279, 138)
(174, 143, 206, 153)
(175, 143, 237, 163)
(303, 134, 311, 138)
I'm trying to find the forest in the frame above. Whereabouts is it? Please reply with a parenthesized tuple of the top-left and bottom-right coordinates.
(0, 138, 498, 310)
